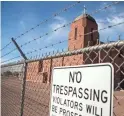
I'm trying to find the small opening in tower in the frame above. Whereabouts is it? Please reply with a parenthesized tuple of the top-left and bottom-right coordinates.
(43, 72, 48, 83)
(75, 27, 77, 40)
(118, 50, 123, 58)
(38, 60, 43, 72)
(91, 28, 94, 41)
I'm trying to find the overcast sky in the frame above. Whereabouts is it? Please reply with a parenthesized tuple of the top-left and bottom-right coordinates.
(1, 1, 124, 64)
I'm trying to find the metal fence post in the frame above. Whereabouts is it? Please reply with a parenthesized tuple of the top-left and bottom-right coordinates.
(11, 38, 28, 116)
(20, 62, 27, 116)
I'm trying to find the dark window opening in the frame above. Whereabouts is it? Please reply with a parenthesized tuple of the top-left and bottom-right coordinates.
(38, 60, 43, 72)
(91, 28, 94, 41)
(120, 67, 124, 89)
(118, 50, 123, 58)
(75, 28, 77, 40)
(43, 72, 48, 83)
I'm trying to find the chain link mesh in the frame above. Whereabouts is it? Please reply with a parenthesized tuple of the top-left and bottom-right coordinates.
(1, 64, 24, 116)
(1, 40, 124, 116)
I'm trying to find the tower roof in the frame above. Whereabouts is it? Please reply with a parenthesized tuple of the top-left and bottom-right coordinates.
(74, 14, 96, 22)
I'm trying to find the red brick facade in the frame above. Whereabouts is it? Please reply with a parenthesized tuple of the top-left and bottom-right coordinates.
(68, 14, 99, 51)
(26, 14, 124, 88)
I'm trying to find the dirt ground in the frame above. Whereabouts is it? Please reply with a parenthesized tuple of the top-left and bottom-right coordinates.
(1, 77, 124, 116)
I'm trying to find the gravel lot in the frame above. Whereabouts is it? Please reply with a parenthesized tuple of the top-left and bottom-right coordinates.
(1, 77, 124, 116)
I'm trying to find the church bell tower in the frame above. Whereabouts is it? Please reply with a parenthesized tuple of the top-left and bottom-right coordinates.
(68, 7, 99, 51)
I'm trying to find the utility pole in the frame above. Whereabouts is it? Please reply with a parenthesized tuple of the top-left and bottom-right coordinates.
(11, 38, 28, 116)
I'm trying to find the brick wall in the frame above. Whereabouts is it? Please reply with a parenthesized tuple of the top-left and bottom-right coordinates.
(26, 14, 124, 88)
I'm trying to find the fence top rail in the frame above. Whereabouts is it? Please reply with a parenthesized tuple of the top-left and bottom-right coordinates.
(1, 40, 124, 68)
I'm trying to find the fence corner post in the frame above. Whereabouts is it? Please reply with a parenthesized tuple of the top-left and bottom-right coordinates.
(11, 38, 28, 116)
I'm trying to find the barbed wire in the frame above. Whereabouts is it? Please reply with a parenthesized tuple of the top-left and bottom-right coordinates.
(97, 14, 124, 24)
(1, 48, 17, 58)
(22, 20, 124, 56)
(81, 21, 124, 36)
(1, 1, 119, 59)
(1, 22, 71, 58)
(26, 39, 68, 55)
(1, 20, 124, 64)
(1, 1, 81, 51)
(1, 56, 21, 64)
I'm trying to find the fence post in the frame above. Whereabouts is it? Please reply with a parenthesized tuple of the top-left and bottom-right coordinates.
(20, 62, 27, 116)
(49, 58, 53, 83)
(11, 38, 28, 116)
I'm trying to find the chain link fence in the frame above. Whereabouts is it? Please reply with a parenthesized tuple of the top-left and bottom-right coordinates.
(1, 64, 24, 116)
(1, 40, 124, 116)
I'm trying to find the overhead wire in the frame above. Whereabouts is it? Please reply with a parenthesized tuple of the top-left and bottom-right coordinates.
(1, 1, 81, 51)
(2, 20, 124, 64)
(1, 1, 120, 58)
(23, 20, 124, 55)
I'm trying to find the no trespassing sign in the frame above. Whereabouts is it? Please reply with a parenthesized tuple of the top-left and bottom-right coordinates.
(49, 63, 114, 116)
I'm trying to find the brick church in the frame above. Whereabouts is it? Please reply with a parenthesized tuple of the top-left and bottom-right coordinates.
(26, 12, 124, 88)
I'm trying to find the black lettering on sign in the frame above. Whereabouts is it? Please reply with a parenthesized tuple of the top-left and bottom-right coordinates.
(52, 105, 57, 113)
(86, 104, 92, 114)
(69, 71, 82, 83)
(86, 104, 103, 116)
(101, 90, 108, 103)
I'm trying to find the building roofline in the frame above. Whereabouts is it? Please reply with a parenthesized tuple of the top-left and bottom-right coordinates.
(1, 40, 124, 68)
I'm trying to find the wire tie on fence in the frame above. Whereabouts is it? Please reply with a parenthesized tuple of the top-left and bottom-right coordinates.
(24, 43, 27, 45)
(108, 25, 112, 28)
(54, 14, 57, 16)
(64, 8, 67, 11)
(104, 6, 108, 9)
(63, 25, 65, 27)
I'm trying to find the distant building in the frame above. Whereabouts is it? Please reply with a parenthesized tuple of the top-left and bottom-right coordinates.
(1, 64, 24, 78)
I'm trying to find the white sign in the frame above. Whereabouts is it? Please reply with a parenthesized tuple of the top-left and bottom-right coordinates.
(49, 63, 113, 116)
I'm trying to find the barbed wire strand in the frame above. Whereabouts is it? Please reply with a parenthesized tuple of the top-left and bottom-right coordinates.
(1, 20, 124, 64)
(1, 56, 21, 64)
(1, 1, 119, 58)
(1, 1, 81, 51)
(23, 20, 124, 55)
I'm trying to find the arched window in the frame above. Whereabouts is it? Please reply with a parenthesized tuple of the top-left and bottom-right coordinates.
(38, 60, 43, 72)
(75, 28, 77, 40)
(43, 72, 48, 83)
(91, 28, 94, 41)
(120, 67, 124, 89)
(118, 50, 123, 58)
